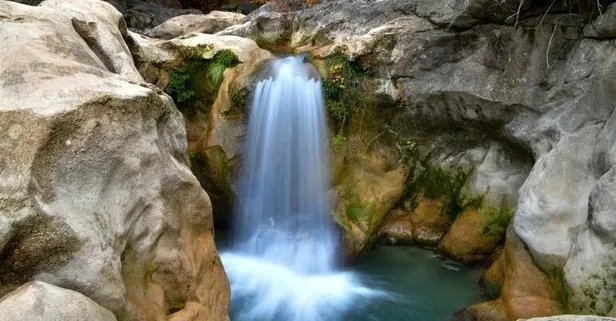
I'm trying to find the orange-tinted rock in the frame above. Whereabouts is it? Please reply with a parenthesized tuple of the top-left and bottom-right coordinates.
(456, 232, 563, 321)
(379, 208, 415, 244)
(379, 195, 451, 246)
(439, 208, 506, 264)
(333, 148, 409, 254)
(452, 299, 508, 321)
(410, 197, 451, 246)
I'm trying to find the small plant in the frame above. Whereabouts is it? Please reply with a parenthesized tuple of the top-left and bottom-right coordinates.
(332, 133, 347, 150)
(401, 164, 471, 220)
(166, 70, 194, 103)
(209, 49, 239, 86)
(322, 53, 374, 131)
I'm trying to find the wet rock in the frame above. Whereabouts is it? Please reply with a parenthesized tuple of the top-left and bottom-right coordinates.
(333, 147, 408, 255)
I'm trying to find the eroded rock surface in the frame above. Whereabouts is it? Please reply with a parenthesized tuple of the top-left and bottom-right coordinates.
(145, 11, 244, 40)
(0, 1, 229, 320)
(0, 281, 117, 321)
(211, 0, 616, 319)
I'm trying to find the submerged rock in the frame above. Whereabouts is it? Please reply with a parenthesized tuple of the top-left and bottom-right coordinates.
(0, 0, 229, 320)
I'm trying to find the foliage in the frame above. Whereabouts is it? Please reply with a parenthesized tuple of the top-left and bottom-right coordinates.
(209, 49, 239, 85)
(322, 53, 375, 131)
(164, 48, 239, 109)
(166, 70, 194, 103)
(332, 133, 347, 150)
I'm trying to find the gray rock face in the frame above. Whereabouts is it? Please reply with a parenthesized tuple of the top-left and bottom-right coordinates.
(0, 281, 117, 321)
(123, 0, 203, 31)
(145, 11, 245, 40)
(585, 3, 616, 39)
(0, 1, 229, 320)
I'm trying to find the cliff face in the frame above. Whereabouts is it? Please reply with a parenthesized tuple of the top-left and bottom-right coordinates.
(0, 1, 229, 320)
(211, 0, 616, 319)
(5, 0, 616, 320)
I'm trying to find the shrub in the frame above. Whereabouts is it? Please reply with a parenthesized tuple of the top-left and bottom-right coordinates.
(164, 48, 239, 108)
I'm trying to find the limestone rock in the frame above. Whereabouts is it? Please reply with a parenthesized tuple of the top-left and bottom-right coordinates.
(334, 147, 408, 255)
(380, 197, 451, 246)
(564, 166, 616, 316)
(585, 3, 616, 39)
(145, 11, 245, 40)
(123, 0, 202, 31)
(0, 281, 117, 321)
(0, 1, 229, 320)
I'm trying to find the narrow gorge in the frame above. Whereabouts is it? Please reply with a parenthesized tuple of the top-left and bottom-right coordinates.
(1, 0, 616, 321)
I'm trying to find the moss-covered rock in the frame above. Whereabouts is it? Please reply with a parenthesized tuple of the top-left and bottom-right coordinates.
(129, 32, 273, 229)
(333, 147, 408, 255)
(190, 145, 235, 228)
(439, 204, 514, 264)
(380, 195, 453, 247)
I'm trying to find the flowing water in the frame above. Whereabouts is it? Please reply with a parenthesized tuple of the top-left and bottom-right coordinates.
(219, 56, 483, 321)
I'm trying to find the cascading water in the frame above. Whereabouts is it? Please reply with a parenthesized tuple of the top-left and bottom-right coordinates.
(220, 56, 379, 321)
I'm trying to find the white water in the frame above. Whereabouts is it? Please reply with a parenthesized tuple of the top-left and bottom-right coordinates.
(220, 56, 381, 321)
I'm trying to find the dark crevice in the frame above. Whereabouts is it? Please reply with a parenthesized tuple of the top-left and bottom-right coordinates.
(71, 18, 119, 74)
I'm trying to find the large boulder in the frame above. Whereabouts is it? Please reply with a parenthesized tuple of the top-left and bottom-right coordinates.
(0, 1, 229, 320)
(145, 11, 245, 40)
(129, 29, 272, 225)
(0, 281, 117, 321)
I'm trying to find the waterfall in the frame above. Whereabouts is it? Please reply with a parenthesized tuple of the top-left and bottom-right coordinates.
(220, 56, 379, 321)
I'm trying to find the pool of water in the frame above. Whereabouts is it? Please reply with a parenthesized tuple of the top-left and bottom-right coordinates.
(218, 235, 484, 321)
(343, 246, 484, 321)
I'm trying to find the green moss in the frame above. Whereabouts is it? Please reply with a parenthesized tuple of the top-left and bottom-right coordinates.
(321, 52, 375, 130)
(222, 87, 250, 121)
(166, 70, 194, 103)
(344, 200, 380, 232)
(401, 164, 470, 220)
(164, 48, 239, 110)
(332, 133, 347, 151)
(481, 206, 515, 237)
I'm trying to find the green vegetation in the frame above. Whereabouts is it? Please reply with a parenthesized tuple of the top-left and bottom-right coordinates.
(321, 52, 377, 148)
(166, 71, 194, 103)
(344, 199, 381, 233)
(322, 53, 374, 124)
(222, 87, 251, 121)
(401, 160, 471, 220)
(331, 133, 347, 150)
(164, 47, 239, 109)
(481, 206, 514, 237)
